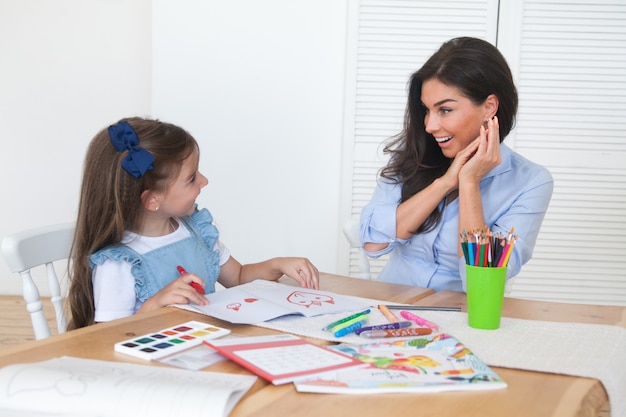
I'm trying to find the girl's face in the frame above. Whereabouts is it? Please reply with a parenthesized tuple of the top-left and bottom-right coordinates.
(421, 78, 488, 159)
(158, 151, 208, 217)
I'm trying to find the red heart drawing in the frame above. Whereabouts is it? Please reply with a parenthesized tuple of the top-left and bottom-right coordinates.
(244, 298, 258, 303)
(227, 303, 241, 311)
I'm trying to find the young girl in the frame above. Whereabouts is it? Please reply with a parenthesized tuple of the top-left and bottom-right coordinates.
(68, 117, 319, 330)
(360, 37, 553, 292)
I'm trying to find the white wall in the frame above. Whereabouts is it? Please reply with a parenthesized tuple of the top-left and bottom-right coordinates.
(151, 0, 348, 272)
(0, 0, 152, 294)
(0, 0, 348, 294)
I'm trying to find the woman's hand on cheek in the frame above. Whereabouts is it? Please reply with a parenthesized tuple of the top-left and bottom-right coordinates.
(459, 116, 501, 184)
(443, 138, 480, 189)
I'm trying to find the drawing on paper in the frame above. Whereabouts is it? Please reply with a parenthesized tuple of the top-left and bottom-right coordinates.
(286, 291, 335, 308)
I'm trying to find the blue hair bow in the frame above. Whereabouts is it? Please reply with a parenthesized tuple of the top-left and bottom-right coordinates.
(108, 121, 155, 179)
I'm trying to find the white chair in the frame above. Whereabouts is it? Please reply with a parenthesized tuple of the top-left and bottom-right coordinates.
(1, 223, 74, 340)
(342, 218, 372, 280)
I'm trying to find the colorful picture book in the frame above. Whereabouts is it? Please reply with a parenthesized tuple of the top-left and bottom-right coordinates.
(0, 356, 256, 417)
(204, 333, 367, 385)
(177, 280, 371, 324)
(294, 333, 507, 394)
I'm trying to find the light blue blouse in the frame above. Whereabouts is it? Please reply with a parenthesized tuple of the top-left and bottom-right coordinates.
(360, 144, 553, 292)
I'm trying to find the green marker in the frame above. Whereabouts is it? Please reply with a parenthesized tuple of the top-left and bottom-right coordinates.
(323, 309, 371, 331)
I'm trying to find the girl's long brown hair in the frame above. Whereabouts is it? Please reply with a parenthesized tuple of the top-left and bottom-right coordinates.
(67, 117, 198, 329)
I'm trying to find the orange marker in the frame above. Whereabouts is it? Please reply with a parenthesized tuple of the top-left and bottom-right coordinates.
(378, 304, 398, 323)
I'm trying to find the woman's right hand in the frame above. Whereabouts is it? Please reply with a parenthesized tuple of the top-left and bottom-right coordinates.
(441, 136, 481, 191)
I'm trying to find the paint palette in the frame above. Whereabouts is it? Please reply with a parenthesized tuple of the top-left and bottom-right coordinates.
(114, 320, 231, 360)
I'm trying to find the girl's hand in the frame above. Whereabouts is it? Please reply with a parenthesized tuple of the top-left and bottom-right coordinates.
(276, 257, 320, 290)
(140, 273, 209, 313)
(459, 116, 502, 184)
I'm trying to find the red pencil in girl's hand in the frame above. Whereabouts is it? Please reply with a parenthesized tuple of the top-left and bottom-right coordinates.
(176, 265, 205, 295)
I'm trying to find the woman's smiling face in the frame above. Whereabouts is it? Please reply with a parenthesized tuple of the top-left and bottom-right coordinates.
(421, 78, 488, 159)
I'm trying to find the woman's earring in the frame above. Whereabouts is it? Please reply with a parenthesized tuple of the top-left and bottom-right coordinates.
(155, 206, 159, 211)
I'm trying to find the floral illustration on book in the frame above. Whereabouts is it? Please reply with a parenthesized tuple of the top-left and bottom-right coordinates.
(332, 333, 500, 383)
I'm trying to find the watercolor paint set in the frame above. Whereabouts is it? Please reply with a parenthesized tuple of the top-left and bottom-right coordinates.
(114, 320, 231, 360)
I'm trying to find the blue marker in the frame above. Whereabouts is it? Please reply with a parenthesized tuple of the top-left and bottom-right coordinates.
(334, 320, 367, 337)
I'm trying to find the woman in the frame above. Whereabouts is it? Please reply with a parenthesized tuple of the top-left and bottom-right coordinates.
(360, 37, 553, 292)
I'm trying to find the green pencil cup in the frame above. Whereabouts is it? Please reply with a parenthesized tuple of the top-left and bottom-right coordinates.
(466, 265, 507, 330)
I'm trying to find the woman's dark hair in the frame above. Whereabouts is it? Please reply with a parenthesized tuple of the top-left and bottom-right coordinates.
(380, 37, 518, 233)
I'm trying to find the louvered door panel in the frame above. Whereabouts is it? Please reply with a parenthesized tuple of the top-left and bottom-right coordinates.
(503, 0, 626, 305)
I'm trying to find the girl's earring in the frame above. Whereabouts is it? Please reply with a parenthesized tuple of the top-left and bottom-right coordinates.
(155, 206, 159, 211)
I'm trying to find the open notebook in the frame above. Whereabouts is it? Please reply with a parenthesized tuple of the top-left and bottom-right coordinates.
(175, 280, 371, 324)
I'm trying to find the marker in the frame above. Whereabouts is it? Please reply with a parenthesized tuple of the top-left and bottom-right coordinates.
(354, 321, 411, 335)
(359, 327, 433, 338)
(380, 305, 461, 312)
(334, 320, 367, 337)
(176, 265, 205, 295)
(323, 309, 371, 331)
(330, 315, 369, 333)
(378, 304, 398, 323)
(400, 311, 439, 331)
